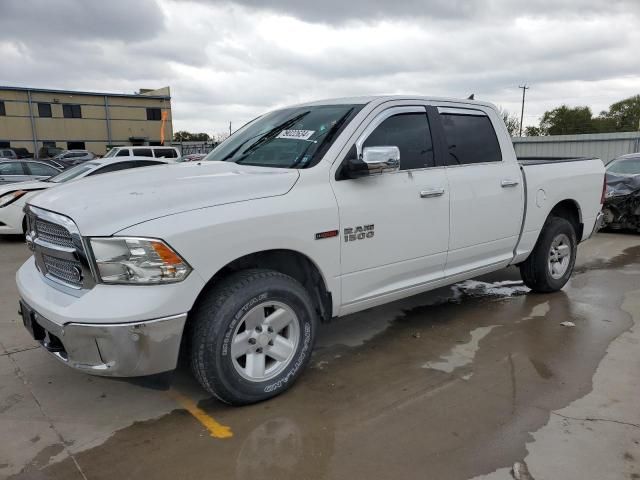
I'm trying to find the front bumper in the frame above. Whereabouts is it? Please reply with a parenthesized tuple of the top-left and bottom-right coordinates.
(16, 255, 205, 377)
(19, 299, 187, 376)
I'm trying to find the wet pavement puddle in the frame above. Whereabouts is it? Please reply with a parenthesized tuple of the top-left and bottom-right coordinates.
(7, 241, 640, 480)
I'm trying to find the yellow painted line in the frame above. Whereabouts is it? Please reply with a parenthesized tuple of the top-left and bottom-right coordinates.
(168, 389, 233, 439)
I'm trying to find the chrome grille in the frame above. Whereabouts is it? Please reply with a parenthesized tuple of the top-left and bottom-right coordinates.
(42, 254, 83, 285)
(26, 205, 94, 290)
(35, 218, 75, 248)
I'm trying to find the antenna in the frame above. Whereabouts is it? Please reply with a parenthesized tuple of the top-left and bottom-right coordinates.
(467, 93, 475, 100)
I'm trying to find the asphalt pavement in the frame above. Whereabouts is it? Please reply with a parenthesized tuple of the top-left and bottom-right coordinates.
(1, 232, 639, 480)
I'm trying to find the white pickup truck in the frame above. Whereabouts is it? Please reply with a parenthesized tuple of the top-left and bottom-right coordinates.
(16, 96, 605, 405)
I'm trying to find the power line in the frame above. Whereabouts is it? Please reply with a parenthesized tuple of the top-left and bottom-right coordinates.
(518, 84, 530, 137)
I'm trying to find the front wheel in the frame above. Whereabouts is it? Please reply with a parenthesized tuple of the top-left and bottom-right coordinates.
(190, 269, 317, 405)
(519, 216, 577, 293)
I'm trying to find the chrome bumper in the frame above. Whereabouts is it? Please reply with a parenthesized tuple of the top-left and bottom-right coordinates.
(19, 300, 187, 377)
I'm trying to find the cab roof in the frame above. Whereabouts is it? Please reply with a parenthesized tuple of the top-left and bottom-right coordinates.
(293, 94, 498, 111)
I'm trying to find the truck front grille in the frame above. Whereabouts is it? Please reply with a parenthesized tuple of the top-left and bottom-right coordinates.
(34, 218, 75, 248)
(42, 254, 83, 286)
(26, 206, 95, 290)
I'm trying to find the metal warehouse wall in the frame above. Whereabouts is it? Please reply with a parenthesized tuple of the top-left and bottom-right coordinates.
(512, 132, 640, 163)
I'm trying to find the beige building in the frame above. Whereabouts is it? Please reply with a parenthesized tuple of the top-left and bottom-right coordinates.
(0, 86, 173, 157)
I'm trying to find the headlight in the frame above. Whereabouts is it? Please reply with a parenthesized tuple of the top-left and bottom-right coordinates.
(0, 190, 28, 208)
(89, 237, 191, 284)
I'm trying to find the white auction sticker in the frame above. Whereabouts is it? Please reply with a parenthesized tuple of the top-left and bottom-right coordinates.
(276, 129, 315, 140)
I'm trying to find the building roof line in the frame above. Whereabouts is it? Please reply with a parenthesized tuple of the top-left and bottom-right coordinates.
(0, 85, 171, 100)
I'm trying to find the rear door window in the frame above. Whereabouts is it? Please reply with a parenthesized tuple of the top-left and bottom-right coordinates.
(0, 162, 25, 175)
(26, 162, 59, 176)
(130, 160, 165, 168)
(153, 148, 177, 158)
(439, 112, 502, 165)
(132, 148, 153, 157)
(89, 162, 136, 175)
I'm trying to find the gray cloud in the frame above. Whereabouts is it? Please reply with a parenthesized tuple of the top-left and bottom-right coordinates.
(182, 0, 640, 23)
(0, 0, 165, 42)
(1, 0, 639, 136)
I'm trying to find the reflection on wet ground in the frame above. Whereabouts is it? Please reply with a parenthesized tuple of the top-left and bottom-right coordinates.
(6, 239, 640, 480)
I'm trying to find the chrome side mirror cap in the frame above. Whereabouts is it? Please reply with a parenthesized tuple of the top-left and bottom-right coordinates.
(361, 146, 400, 174)
(342, 145, 401, 179)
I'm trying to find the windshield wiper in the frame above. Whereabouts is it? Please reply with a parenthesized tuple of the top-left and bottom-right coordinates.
(233, 111, 310, 164)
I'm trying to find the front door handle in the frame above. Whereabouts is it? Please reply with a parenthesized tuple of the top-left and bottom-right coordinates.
(420, 188, 445, 198)
(501, 179, 520, 188)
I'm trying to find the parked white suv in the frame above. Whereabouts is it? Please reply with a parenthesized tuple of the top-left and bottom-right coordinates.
(104, 146, 180, 159)
(16, 96, 605, 405)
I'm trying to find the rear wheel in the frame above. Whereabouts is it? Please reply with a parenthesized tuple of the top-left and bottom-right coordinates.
(519, 216, 577, 293)
(190, 269, 317, 405)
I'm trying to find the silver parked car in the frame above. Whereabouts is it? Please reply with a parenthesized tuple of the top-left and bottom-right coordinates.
(0, 148, 18, 160)
(52, 150, 96, 165)
(0, 159, 62, 185)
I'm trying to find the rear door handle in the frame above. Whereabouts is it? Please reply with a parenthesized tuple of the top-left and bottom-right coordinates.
(420, 188, 445, 198)
(501, 179, 520, 188)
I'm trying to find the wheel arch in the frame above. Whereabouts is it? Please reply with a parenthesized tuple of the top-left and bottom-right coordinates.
(191, 249, 333, 325)
(548, 199, 583, 241)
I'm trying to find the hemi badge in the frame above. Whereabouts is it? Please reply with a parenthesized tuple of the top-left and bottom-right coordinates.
(315, 230, 339, 240)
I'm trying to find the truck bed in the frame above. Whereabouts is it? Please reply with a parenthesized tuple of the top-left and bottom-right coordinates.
(511, 156, 604, 263)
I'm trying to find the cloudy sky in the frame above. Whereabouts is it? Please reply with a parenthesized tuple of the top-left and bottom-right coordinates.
(1, 0, 639, 136)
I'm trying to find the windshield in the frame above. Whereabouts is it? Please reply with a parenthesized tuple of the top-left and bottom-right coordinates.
(47, 162, 99, 183)
(103, 148, 119, 158)
(607, 157, 640, 175)
(205, 104, 363, 168)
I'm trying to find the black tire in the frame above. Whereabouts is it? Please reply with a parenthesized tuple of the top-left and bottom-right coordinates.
(519, 216, 577, 293)
(190, 269, 317, 405)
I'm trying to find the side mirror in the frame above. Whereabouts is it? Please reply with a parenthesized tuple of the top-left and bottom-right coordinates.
(343, 145, 401, 178)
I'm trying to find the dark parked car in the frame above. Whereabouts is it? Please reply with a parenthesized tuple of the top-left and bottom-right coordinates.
(602, 153, 640, 232)
(0, 147, 33, 159)
(12, 148, 33, 158)
(0, 159, 61, 185)
(38, 145, 65, 158)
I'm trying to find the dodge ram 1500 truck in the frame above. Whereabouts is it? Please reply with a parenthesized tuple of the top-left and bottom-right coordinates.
(16, 96, 606, 404)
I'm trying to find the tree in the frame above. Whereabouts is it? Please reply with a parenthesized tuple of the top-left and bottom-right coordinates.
(524, 126, 542, 137)
(525, 93, 640, 137)
(173, 131, 211, 142)
(539, 105, 596, 135)
(498, 107, 521, 136)
(598, 94, 640, 132)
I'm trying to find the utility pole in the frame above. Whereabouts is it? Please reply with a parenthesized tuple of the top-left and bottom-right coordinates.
(229, 121, 232, 137)
(518, 84, 529, 137)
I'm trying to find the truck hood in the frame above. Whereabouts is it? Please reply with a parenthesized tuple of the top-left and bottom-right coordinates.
(28, 161, 300, 235)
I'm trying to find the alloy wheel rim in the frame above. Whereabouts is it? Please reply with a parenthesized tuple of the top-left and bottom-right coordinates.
(230, 301, 300, 382)
(548, 233, 571, 279)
